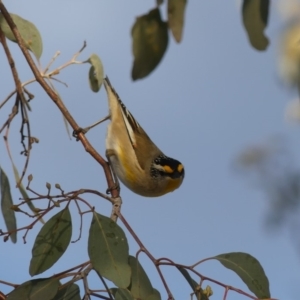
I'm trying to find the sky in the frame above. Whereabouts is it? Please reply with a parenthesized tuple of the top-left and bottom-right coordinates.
(0, 1, 299, 299)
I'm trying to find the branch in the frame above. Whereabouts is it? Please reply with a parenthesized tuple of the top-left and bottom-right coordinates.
(0, 2, 118, 199)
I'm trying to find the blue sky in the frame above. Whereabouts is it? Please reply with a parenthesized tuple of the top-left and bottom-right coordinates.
(0, 1, 299, 299)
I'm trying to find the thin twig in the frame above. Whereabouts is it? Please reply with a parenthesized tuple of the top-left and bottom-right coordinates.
(54, 261, 90, 279)
(0, 25, 30, 111)
(0, 3, 118, 199)
(0, 89, 16, 109)
(118, 212, 174, 298)
(18, 95, 32, 186)
(94, 270, 114, 300)
(0, 280, 18, 288)
(72, 199, 84, 243)
(0, 97, 18, 134)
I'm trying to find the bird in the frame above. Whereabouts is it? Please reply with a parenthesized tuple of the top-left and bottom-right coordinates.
(103, 76, 184, 197)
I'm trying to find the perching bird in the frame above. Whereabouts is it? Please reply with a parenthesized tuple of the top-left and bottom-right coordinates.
(103, 77, 184, 197)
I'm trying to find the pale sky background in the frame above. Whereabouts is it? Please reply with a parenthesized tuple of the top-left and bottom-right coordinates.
(0, 1, 299, 299)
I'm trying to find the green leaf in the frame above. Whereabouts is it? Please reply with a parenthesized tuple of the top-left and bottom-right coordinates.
(177, 266, 198, 291)
(0, 12, 43, 59)
(7, 278, 59, 300)
(110, 287, 118, 297)
(29, 207, 72, 276)
(88, 212, 131, 288)
(242, 0, 269, 51)
(88, 53, 104, 92)
(131, 8, 169, 80)
(52, 283, 81, 300)
(167, 0, 187, 43)
(0, 167, 17, 243)
(115, 288, 134, 300)
(177, 267, 211, 300)
(128, 256, 153, 299)
(214, 252, 270, 298)
(146, 288, 161, 300)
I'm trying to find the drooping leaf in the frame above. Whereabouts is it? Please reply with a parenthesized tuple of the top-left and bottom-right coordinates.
(214, 252, 270, 298)
(177, 267, 212, 300)
(88, 212, 131, 288)
(52, 283, 81, 300)
(88, 54, 104, 92)
(0, 167, 17, 243)
(6, 278, 59, 300)
(128, 256, 153, 299)
(167, 0, 187, 43)
(131, 8, 169, 80)
(242, 0, 269, 51)
(115, 288, 134, 300)
(29, 207, 72, 276)
(146, 288, 161, 300)
(0, 12, 43, 59)
(110, 287, 118, 297)
(177, 266, 198, 291)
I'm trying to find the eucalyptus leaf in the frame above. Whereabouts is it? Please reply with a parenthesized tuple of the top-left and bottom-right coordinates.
(88, 212, 131, 288)
(146, 288, 161, 300)
(214, 252, 270, 298)
(128, 256, 153, 299)
(131, 8, 168, 80)
(177, 266, 198, 290)
(7, 278, 59, 300)
(177, 266, 203, 300)
(52, 283, 81, 300)
(242, 0, 269, 51)
(29, 208, 72, 276)
(0, 12, 43, 59)
(88, 53, 104, 92)
(0, 167, 17, 243)
(167, 0, 187, 43)
(115, 288, 134, 300)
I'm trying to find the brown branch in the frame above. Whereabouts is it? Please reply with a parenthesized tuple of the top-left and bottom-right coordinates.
(0, 2, 118, 199)
(118, 212, 174, 299)
(18, 97, 32, 186)
(0, 89, 16, 110)
(0, 25, 28, 110)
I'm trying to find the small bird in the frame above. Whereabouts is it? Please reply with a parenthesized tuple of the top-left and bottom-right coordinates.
(103, 77, 184, 197)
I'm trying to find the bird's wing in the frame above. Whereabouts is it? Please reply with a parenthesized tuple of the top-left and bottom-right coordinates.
(104, 77, 161, 170)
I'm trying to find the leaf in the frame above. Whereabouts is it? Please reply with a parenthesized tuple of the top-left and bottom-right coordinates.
(0, 12, 43, 59)
(110, 287, 118, 297)
(214, 252, 270, 298)
(6, 278, 59, 300)
(146, 289, 161, 300)
(128, 256, 153, 299)
(177, 266, 198, 291)
(0, 167, 17, 243)
(131, 8, 169, 80)
(52, 283, 81, 300)
(167, 0, 187, 43)
(115, 288, 134, 300)
(88, 54, 104, 92)
(176, 267, 211, 300)
(29, 207, 72, 276)
(242, 0, 269, 51)
(88, 212, 131, 288)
